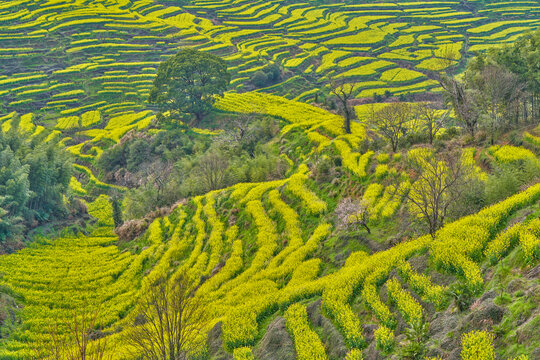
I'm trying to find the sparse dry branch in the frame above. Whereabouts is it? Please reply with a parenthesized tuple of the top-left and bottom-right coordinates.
(126, 272, 207, 360)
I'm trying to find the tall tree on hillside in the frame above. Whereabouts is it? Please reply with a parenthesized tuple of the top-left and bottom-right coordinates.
(414, 102, 449, 144)
(437, 74, 480, 138)
(149, 49, 230, 125)
(405, 150, 467, 236)
(126, 273, 207, 360)
(491, 30, 540, 121)
(468, 64, 524, 143)
(369, 102, 413, 152)
(330, 79, 357, 134)
(427, 45, 480, 138)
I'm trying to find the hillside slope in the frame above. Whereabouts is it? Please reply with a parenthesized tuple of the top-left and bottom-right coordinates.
(0, 93, 538, 359)
(0, 0, 539, 359)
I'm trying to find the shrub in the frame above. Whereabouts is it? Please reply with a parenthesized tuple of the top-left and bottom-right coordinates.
(251, 70, 268, 88)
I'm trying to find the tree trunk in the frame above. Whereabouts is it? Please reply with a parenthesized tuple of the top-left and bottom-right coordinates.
(363, 223, 371, 234)
(343, 101, 352, 134)
(344, 115, 351, 134)
(469, 121, 475, 138)
(194, 112, 203, 125)
(524, 98, 528, 123)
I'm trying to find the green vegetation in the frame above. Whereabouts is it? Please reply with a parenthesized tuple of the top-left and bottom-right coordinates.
(0, 1, 539, 360)
(0, 119, 71, 250)
(149, 49, 230, 124)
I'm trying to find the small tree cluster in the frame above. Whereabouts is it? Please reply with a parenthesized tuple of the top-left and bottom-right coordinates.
(0, 118, 72, 245)
(335, 197, 371, 234)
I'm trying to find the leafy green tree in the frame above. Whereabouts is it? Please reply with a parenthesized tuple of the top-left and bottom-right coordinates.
(148, 49, 230, 125)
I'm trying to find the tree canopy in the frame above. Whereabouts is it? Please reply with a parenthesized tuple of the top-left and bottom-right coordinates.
(148, 48, 230, 125)
(0, 119, 72, 244)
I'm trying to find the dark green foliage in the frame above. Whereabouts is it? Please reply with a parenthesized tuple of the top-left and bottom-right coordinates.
(251, 64, 282, 88)
(97, 129, 205, 176)
(485, 159, 540, 205)
(451, 28, 540, 139)
(251, 70, 268, 88)
(148, 48, 230, 124)
(448, 282, 476, 312)
(0, 122, 72, 243)
(399, 320, 429, 359)
(113, 117, 287, 220)
(111, 197, 123, 228)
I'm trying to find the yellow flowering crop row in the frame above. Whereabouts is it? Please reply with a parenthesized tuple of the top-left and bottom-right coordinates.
(432, 182, 540, 289)
(287, 168, 327, 214)
(363, 183, 384, 207)
(197, 239, 243, 296)
(488, 145, 536, 163)
(267, 189, 303, 268)
(460, 331, 495, 360)
(233, 347, 255, 360)
(55, 115, 80, 129)
(407, 147, 433, 166)
(374, 325, 394, 353)
(519, 228, 540, 261)
(484, 223, 522, 262)
(461, 147, 487, 182)
(246, 200, 279, 270)
(203, 194, 225, 275)
(374, 164, 389, 178)
(69, 176, 87, 195)
(398, 261, 447, 308)
(345, 349, 364, 360)
(362, 282, 395, 328)
(285, 303, 328, 360)
(386, 278, 424, 324)
(81, 110, 102, 127)
(74, 164, 127, 192)
(257, 223, 331, 282)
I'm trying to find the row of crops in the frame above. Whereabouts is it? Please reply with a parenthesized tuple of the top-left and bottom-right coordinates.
(0, 91, 538, 358)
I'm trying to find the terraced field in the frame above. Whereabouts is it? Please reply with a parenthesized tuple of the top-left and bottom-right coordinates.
(1, 0, 540, 117)
(0, 0, 539, 359)
(0, 91, 538, 358)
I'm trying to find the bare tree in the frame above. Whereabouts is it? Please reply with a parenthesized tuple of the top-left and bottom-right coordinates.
(414, 102, 449, 144)
(471, 65, 525, 143)
(330, 79, 357, 134)
(142, 160, 174, 203)
(32, 307, 110, 360)
(231, 113, 253, 143)
(438, 75, 479, 138)
(335, 198, 371, 234)
(404, 150, 468, 236)
(197, 152, 229, 191)
(126, 273, 207, 360)
(428, 46, 479, 139)
(370, 102, 413, 152)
